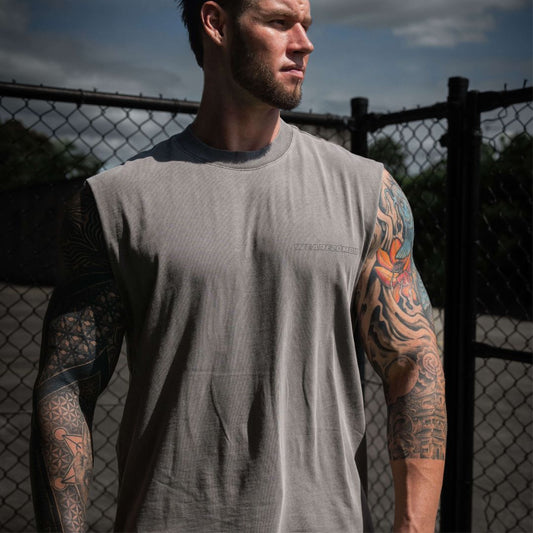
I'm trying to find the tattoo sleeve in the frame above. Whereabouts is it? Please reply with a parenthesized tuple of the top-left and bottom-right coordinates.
(30, 184, 125, 532)
(355, 171, 447, 461)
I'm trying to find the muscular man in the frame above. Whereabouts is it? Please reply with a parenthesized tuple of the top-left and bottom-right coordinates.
(31, 0, 446, 531)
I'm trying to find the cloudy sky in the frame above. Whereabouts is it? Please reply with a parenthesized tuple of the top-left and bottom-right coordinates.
(0, 0, 531, 115)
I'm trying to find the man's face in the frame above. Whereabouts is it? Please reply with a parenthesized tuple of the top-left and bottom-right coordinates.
(229, 0, 314, 111)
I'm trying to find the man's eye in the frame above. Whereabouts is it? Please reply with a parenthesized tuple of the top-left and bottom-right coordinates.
(271, 19, 287, 28)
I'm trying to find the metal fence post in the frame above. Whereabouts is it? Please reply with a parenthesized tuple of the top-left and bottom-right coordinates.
(350, 97, 369, 157)
(440, 76, 478, 532)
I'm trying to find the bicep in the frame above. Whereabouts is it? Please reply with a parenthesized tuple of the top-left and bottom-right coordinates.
(356, 170, 440, 386)
(354, 171, 446, 460)
(355, 171, 436, 373)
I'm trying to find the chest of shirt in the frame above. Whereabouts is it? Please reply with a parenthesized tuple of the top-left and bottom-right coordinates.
(119, 170, 364, 293)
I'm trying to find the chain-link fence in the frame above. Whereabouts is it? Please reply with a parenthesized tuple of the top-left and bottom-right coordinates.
(1, 80, 531, 532)
(470, 100, 532, 533)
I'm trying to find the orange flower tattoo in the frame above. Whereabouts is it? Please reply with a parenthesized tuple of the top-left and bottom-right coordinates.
(375, 238, 417, 304)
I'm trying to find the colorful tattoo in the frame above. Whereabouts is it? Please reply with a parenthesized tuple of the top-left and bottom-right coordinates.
(356, 171, 446, 461)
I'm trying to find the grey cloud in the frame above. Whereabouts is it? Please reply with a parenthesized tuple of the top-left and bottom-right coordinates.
(0, 0, 184, 96)
(310, 0, 527, 46)
(0, 0, 28, 31)
(393, 14, 495, 47)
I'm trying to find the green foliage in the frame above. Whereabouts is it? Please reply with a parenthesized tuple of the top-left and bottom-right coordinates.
(477, 132, 532, 318)
(0, 119, 102, 192)
(368, 132, 532, 318)
(368, 135, 408, 179)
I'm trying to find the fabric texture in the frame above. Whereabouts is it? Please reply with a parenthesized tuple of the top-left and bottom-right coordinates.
(88, 121, 383, 532)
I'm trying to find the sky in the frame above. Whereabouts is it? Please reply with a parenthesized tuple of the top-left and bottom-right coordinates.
(0, 0, 531, 116)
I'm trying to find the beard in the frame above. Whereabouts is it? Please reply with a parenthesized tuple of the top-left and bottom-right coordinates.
(230, 25, 303, 111)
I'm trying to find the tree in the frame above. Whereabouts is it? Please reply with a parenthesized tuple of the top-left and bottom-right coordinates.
(477, 132, 532, 318)
(0, 119, 102, 192)
(368, 135, 408, 179)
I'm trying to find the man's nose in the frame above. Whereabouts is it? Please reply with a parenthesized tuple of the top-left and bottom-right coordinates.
(289, 24, 314, 55)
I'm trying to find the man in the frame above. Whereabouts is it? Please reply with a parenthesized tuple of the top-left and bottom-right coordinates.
(31, 0, 446, 531)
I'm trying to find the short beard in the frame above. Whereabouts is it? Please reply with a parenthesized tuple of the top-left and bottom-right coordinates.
(230, 25, 303, 111)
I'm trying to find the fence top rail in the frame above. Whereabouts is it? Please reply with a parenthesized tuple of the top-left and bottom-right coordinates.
(351, 82, 532, 132)
(0, 80, 349, 130)
(0, 80, 201, 114)
(477, 86, 533, 113)
(360, 102, 449, 132)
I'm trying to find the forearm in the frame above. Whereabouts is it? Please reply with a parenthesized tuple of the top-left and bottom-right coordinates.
(391, 458, 444, 533)
(31, 386, 93, 532)
(386, 344, 447, 533)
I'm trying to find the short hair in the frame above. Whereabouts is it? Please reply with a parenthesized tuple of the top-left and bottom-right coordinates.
(178, 0, 252, 67)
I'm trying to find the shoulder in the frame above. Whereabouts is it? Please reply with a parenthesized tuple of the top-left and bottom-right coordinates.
(288, 123, 383, 180)
(368, 170, 415, 257)
(88, 131, 189, 190)
(59, 183, 110, 279)
(377, 171, 413, 232)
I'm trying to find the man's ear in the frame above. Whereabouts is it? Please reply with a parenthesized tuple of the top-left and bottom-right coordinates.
(200, 1, 228, 46)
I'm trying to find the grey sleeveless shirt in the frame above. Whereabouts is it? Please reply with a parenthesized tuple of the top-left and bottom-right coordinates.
(88, 121, 383, 532)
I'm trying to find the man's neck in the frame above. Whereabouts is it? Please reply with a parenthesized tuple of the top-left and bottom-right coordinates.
(192, 84, 282, 152)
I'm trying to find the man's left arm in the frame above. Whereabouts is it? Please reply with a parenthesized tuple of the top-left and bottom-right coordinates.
(354, 170, 447, 532)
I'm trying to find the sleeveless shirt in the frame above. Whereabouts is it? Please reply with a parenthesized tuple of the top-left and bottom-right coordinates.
(88, 121, 383, 532)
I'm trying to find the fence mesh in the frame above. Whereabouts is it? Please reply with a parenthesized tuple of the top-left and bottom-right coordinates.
(470, 100, 533, 533)
(0, 92, 350, 531)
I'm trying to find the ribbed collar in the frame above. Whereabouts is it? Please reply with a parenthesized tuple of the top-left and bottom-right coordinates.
(177, 120, 293, 170)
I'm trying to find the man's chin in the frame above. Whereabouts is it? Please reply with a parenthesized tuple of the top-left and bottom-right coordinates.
(235, 73, 302, 111)
(267, 90, 302, 111)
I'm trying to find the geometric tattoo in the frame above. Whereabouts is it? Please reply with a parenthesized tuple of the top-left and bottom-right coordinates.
(52, 426, 92, 494)
(31, 183, 125, 531)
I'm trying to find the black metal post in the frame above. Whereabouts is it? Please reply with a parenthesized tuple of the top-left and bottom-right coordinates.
(465, 89, 482, 325)
(350, 97, 369, 157)
(440, 76, 477, 532)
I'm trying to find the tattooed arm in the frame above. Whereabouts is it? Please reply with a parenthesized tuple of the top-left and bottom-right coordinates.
(355, 171, 447, 532)
(30, 184, 125, 532)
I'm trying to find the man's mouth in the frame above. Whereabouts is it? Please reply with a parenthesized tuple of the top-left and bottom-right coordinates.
(281, 65, 305, 79)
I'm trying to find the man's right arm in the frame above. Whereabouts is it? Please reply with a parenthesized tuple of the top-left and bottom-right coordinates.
(30, 184, 125, 532)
